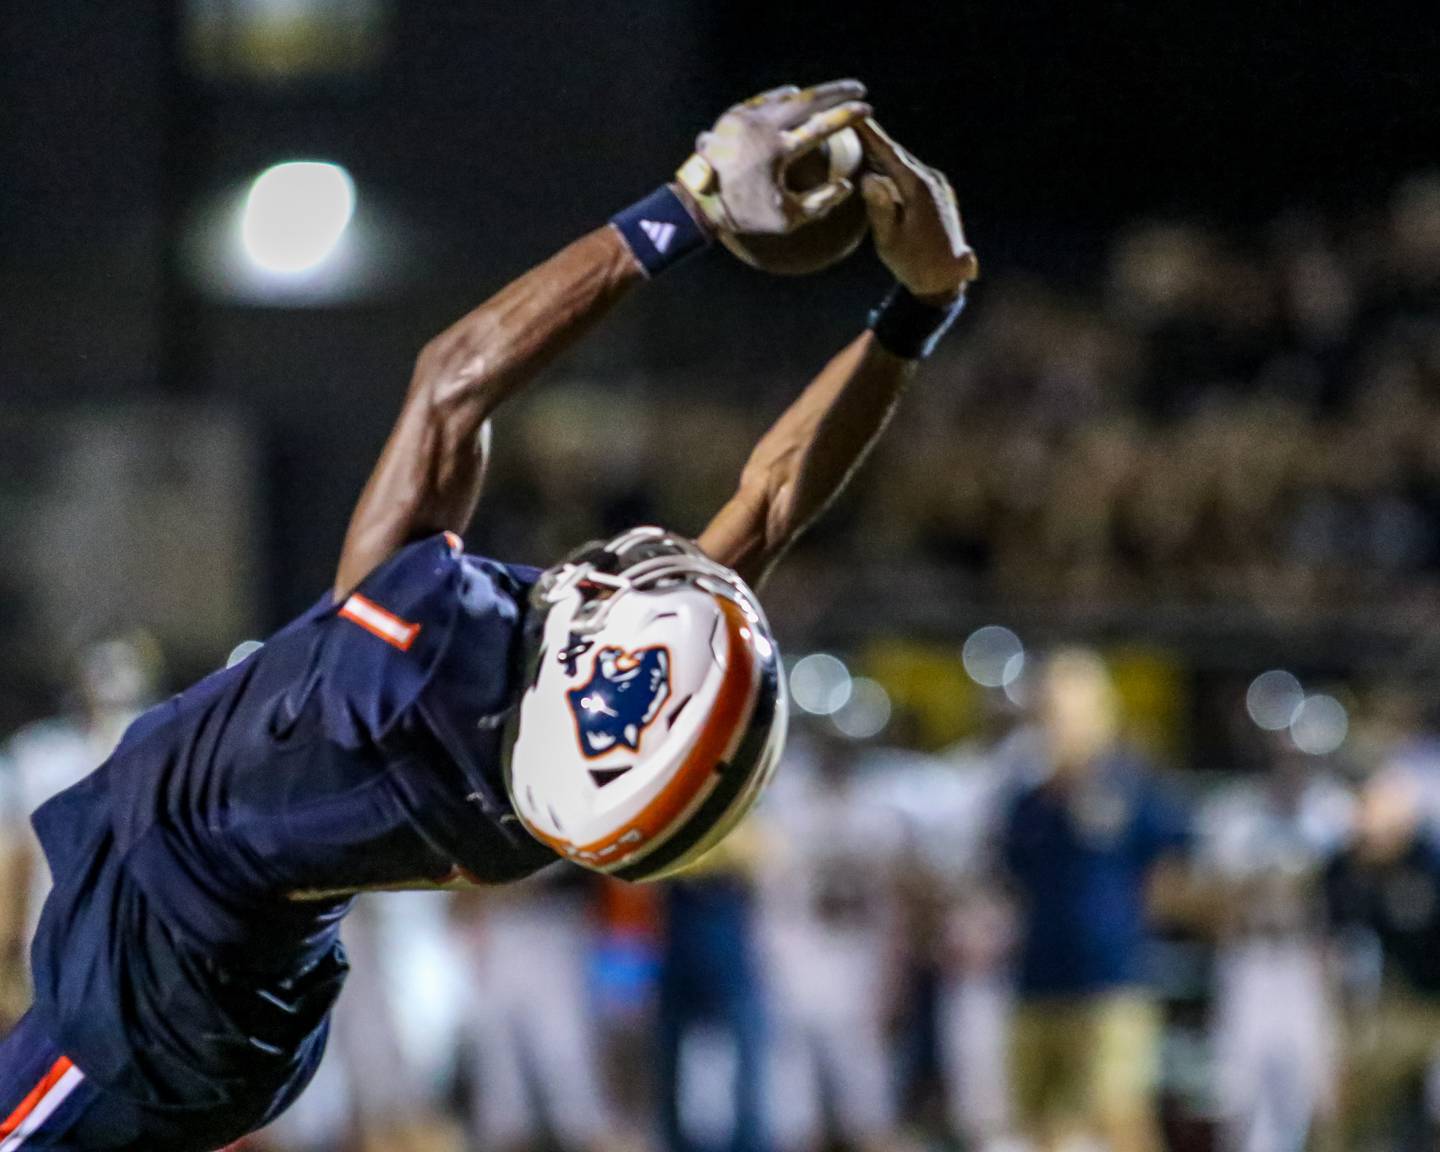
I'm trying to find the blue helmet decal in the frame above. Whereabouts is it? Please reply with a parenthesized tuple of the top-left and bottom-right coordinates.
(567, 645, 672, 759)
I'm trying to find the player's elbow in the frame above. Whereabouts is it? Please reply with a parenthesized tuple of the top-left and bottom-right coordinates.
(414, 326, 502, 417)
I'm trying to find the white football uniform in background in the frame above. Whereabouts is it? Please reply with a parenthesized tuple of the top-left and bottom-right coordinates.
(452, 874, 613, 1151)
(877, 737, 1019, 1149)
(1198, 775, 1351, 1152)
(1, 714, 137, 952)
(760, 745, 904, 1151)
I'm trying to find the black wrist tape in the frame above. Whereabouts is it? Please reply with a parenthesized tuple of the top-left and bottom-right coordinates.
(868, 283, 966, 360)
(610, 186, 710, 277)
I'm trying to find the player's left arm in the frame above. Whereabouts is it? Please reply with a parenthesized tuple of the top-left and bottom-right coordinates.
(698, 120, 978, 587)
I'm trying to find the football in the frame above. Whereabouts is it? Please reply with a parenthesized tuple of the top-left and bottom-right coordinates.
(720, 126, 870, 276)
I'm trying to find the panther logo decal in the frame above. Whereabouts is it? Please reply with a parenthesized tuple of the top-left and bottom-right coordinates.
(567, 646, 672, 759)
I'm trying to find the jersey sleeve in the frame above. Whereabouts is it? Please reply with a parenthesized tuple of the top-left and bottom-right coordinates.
(315, 536, 475, 748)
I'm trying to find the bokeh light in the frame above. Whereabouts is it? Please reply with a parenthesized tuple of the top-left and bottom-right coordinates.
(962, 626, 1024, 688)
(1290, 693, 1348, 755)
(1246, 669, 1305, 731)
(788, 653, 853, 716)
(831, 677, 892, 740)
(240, 161, 356, 274)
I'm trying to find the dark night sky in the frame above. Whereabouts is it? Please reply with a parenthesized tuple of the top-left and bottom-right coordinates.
(3, 0, 1438, 616)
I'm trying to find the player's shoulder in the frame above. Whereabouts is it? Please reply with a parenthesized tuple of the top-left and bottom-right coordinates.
(342, 532, 537, 633)
(318, 533, 538, 744)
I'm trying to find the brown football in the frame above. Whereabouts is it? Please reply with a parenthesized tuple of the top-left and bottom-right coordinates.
(719, 127, 869, 276)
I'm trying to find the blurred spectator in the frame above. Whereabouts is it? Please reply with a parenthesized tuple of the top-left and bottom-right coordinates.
(451, 871, 616, 1152)
(1326, 766, 1440, 1151)
(658, 824, 770, 1152)
(463, 170, 1440, 627)
(1196, 747, 1351, 1152)
(760, 728, 904, 1152)
(0, 635, 159, 1024)
(872, 703, 1021, 1149)
(999, 649, 1190, 1152)
(934, 721, 1025, 1152)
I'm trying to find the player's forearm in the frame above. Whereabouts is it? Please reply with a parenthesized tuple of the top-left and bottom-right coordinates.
(699, 329, 916, 586)
(337, 226, 643, 594)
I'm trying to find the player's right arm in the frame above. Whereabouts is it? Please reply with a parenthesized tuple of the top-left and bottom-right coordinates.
(335, 81, 872, 597)
(335, 228, 645, 596)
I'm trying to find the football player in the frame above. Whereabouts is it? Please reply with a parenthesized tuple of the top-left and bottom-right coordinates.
(0, 80, 977, 1150)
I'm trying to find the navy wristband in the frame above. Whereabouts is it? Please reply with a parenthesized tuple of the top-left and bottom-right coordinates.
(868, 283, 966, 360)
(610, 185, 710, 277)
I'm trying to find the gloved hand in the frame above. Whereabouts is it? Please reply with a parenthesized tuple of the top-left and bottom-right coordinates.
(856, 119, 979, 299)
(676, 80, 872, 236)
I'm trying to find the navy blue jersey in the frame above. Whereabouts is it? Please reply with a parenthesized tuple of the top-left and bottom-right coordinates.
(1001, 753, 1190, 997)
(26, 534, 556, 1120)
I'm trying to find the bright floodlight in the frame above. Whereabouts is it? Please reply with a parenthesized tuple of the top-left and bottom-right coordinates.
(1246, 669, 1305, 731)
(962, 625, 1024, 688)
(789, 653, 853, 716)
(1290, 694, 1348, 756)
(240, 161, 356, 274)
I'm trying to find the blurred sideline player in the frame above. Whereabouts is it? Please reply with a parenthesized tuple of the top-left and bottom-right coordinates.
(1325, 764, 1440, 1150)
(760, 725, 904, 1152)
(862, 709, 1020, 1149)
(451, 873, 616, 1152)
(0, 81, 978, 1150)
(1194, 745, 1349, 1152)
(658, 817, 771, 1152)
(999, 650, 1191, 1152)
(934, 715, 1024, 1152)
(0, 637, 158, 1022)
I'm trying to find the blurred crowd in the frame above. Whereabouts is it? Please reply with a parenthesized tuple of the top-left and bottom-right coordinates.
(10, 638, 1440, 1152)
(479, 173, 1440, 619)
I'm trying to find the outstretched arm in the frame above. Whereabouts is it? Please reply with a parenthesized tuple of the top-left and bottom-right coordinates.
(335, 227, 644, 595)
(698, 332, 915, 587)
(699, 119, 979, 588)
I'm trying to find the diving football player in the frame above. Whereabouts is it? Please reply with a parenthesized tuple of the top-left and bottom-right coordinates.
(0, 81, 976, 1150)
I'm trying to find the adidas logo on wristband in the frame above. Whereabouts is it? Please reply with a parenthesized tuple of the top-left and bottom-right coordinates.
(640, 219, 676, 253)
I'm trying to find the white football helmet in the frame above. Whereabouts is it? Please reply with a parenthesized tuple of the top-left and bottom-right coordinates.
(505, 527, 786, 881)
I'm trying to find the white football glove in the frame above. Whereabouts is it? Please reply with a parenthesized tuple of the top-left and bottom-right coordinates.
(677, 80, 872, 235)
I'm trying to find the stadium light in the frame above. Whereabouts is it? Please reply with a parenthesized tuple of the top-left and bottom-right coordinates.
(239, 161, 356, 274)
